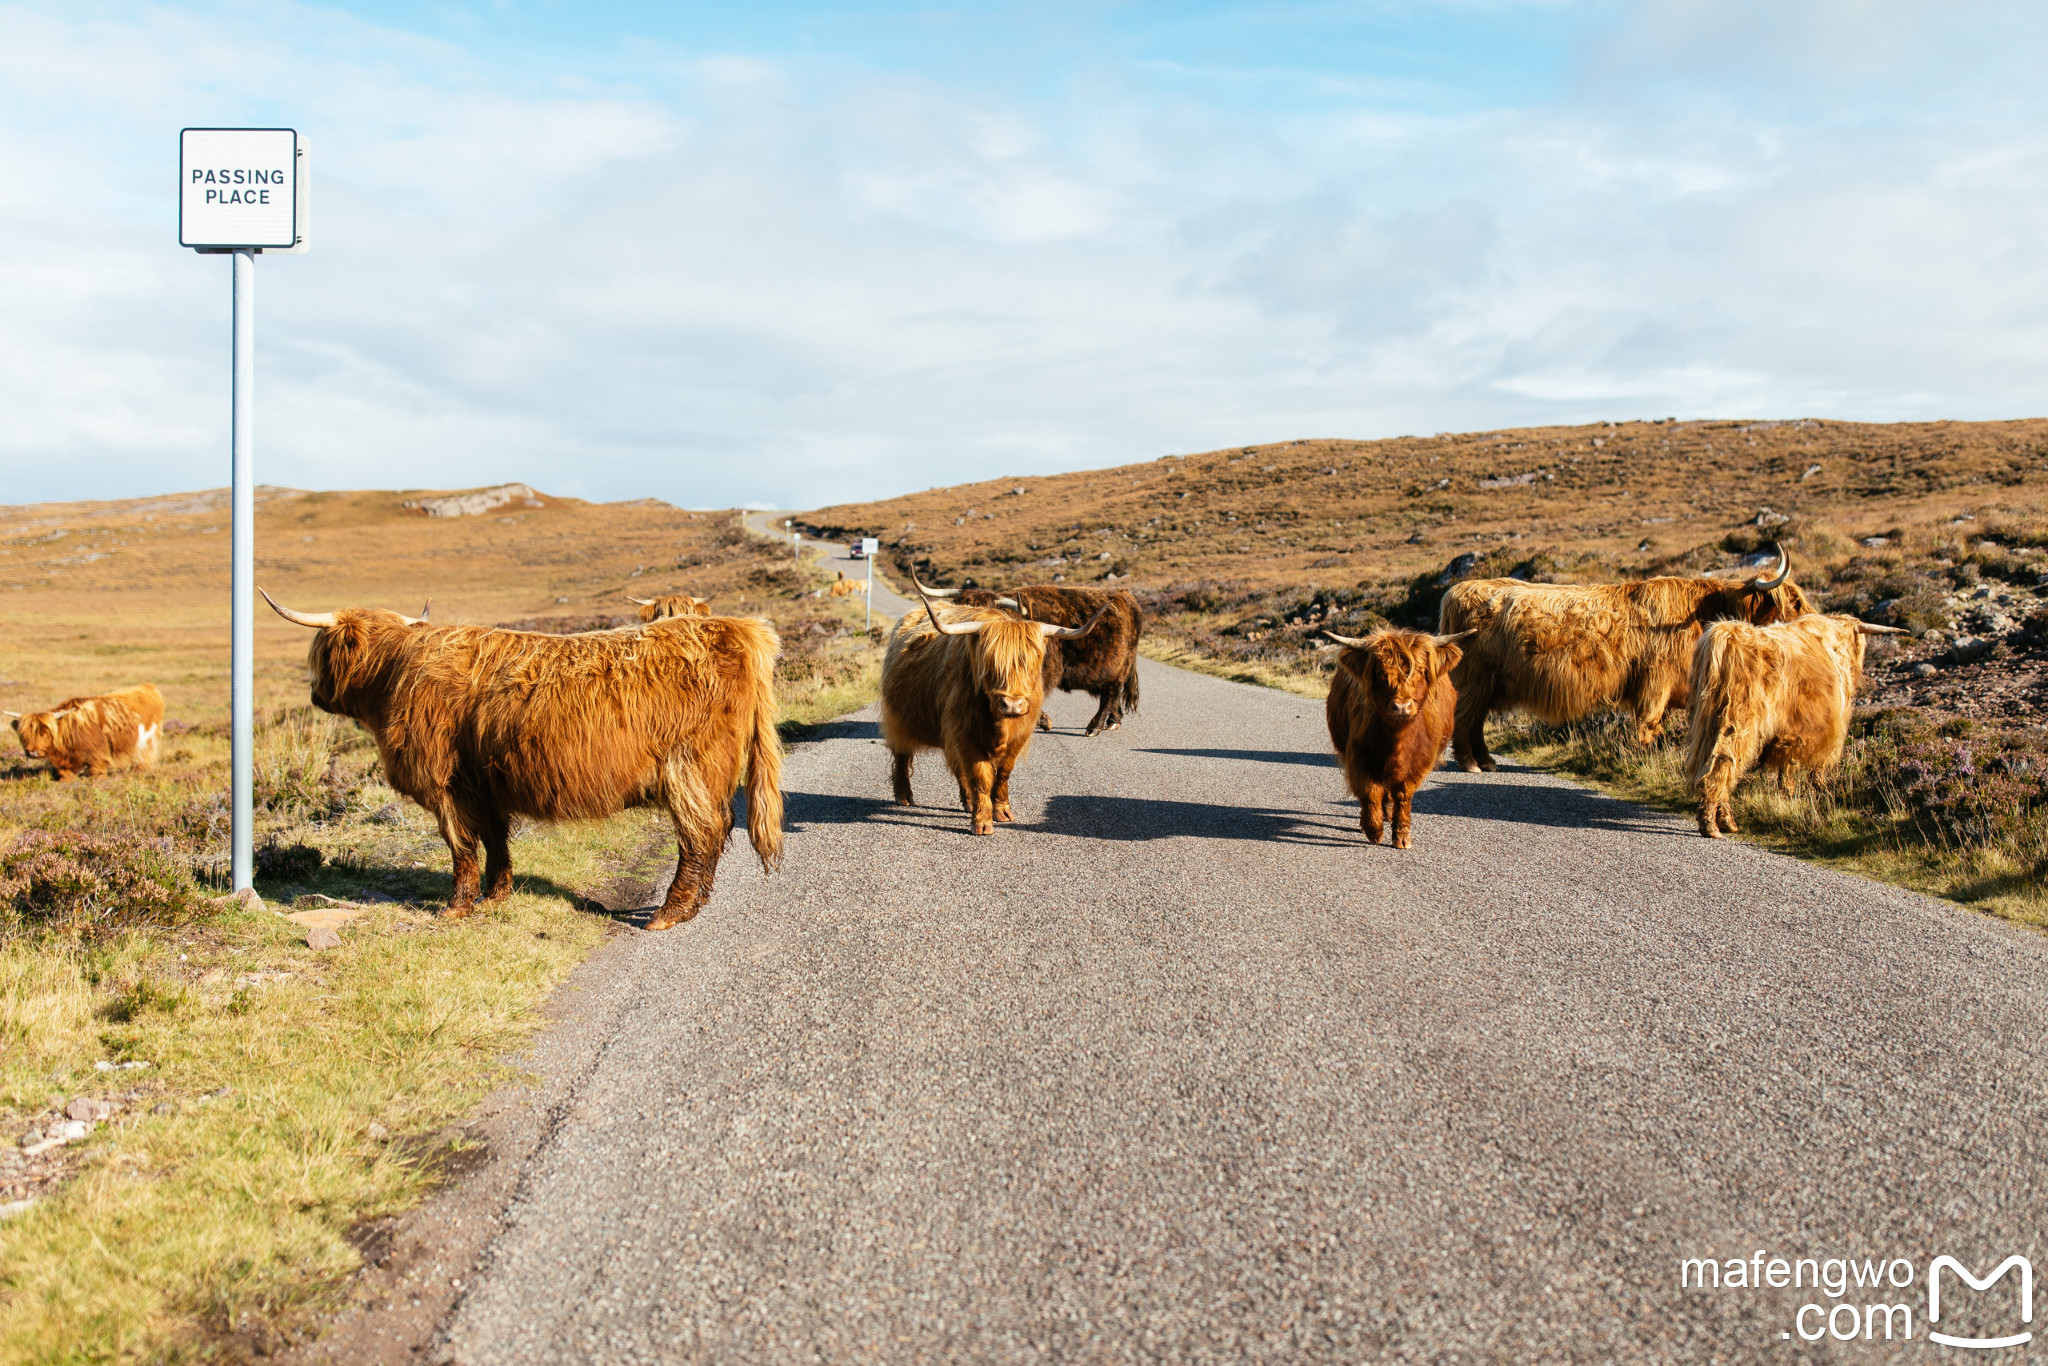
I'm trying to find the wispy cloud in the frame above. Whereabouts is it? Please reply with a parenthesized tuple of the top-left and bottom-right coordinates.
(0, 0, 2042, 509)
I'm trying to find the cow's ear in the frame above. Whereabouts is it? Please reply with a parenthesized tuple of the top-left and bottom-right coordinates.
(1434, 643, 1464, 675)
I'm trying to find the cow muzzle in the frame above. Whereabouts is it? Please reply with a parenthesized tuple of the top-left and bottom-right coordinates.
(993, 694, 1032, 718)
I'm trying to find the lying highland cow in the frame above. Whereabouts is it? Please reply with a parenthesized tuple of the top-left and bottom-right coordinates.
(917, 579, 1143, 735)
(627, 594, 712, 621)
(6, 684, 165, 781)
(263, 589, 781, 926)
(1323, 630, 1470, 849)
(882, 581, 1107, 834)
(1685, 613, 1904, 839)
(1439, 545, 1811, 771)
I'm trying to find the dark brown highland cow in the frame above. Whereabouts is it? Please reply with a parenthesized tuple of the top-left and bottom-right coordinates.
(1323, 629, 1470, 850)
(263, 590, 781, 928)
(882, 582, 1108, 835)
(918, 580, 1143, 735)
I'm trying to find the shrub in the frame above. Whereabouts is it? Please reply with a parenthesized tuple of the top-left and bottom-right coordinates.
(254, 839, 323, 882)
(0, 830, 213, 941)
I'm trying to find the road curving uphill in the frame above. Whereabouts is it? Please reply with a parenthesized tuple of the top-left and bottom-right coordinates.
(424, 657, 2048, 1363)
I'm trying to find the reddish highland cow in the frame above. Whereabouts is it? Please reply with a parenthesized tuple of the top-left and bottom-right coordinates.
(263, 590, 781, 927)
(6, 684, 165, 781)
(1323, 629, 1470, 849)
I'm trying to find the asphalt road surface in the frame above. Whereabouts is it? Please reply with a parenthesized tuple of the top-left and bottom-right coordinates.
(436, 659, 2048, 1363)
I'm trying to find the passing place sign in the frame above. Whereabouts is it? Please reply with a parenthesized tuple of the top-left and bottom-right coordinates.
(180, 128, 302, 250)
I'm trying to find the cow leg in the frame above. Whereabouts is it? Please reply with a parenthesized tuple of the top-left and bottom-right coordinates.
(649, 834, 726, 931)
(965, 758, 997, 835)
(1451, 680, 1498, 773)
(891, 750, 917, 805)
(1695, 757, 1736, 838)
(1036, 711, 1052, 733)
(434, 806, 483, 918)
(992, 753, 1022, 823)
(478, 810, 516, 904)
(1392, 784, 1419, 850)
(1359, 779, 1387, 843)
(1630, 678, 1675, 747)
(1083, 689, 1120, 736)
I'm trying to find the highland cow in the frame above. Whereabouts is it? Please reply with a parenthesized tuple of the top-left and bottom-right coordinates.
(1323, 630, 1469, 849)
(263, 590, 781, 927)
(881, 581, 1107, 834)
(919, 580, 1143, 735)
(1685, 613, 1904, 839)
(6, 684, 165, 781)
(1438, 546, 1811, 771)
(627, 594, 712, 621)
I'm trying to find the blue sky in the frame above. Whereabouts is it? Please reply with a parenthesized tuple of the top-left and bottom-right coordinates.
(2, 1, 2043, 509)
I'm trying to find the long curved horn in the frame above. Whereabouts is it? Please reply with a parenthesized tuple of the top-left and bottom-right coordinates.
(1854, 622, 1909, 635)
(1748, 542, 1791, 593)
(914, 577, 982, 635)
(396, 599, 430, 626)
(2, 710, 19, 719)
(625, 596, 655, 606)
(259, 586, 336, 628)
(1431, 629, 1477, 646)
(1043, 605, 1111, 640)
(1322, 630, 1372, 648)
(912, 574, 962, 599)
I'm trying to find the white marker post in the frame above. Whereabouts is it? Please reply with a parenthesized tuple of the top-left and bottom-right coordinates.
(180, 127, 309, 892)
(860, 538, 880, 629)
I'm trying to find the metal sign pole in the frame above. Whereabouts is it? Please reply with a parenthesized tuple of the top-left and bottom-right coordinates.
(866, 555, 874, 630)
(231, 249, 255, 891)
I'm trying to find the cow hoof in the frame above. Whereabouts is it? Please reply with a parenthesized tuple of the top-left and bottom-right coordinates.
(1478, 761, 1499, 773)
(994, 807, 1014, 823)
(1393, 837, 1412, 851)
(645, 907, 700, 931)
(972, 821, 994, 836)
(440, 904, 475, 920)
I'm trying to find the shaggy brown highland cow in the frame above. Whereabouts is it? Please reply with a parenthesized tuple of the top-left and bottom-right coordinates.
(1439, 545, 1812, 771)
(881, 581, 1107, 834)
(1685, 613, 1904, 839)
(263, 590, 781, 927)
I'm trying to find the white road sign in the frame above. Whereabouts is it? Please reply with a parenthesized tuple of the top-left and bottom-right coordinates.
(860, 538, 880, 557)
(180, 128, 305, 250)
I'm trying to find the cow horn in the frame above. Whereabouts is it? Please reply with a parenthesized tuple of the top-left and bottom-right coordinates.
(1322, 630, 1372, 648)
(259, 587, 336, 628)
(1854, 621, 1909, 635)
(625, 596, 655, 606)
(912, 574, 962, 599)
(397, 598, 430, 626)
(914, 577, 982, 635)
(1043, 605, 1111, 640)
(1, 710, 18, 719)
(1431, 629, 1477, 646)
(1748, 543, 1792, 593)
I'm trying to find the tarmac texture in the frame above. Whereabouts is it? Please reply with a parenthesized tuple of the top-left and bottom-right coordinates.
(430, 660, 2048, 1364)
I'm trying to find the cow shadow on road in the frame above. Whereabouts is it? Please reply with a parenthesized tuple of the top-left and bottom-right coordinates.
(1415, 771, 1686, 836)
(1135, 747, 1337, 769)
(782, 788, 943, 832)
(1027, 793, 1356, 847)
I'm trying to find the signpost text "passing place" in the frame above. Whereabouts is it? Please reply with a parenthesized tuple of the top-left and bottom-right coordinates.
(179, 128, 308, 251)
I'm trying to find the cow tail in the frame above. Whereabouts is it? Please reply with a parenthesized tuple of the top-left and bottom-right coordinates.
(746, 663, 785, 873)
(1683, 623, 1754, 794)
(1124, 656, 1141, 715)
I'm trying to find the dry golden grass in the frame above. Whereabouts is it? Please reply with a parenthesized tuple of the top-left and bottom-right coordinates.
(800, 416, 2048, 593)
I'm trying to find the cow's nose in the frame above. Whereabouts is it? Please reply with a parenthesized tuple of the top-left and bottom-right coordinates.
(997, 695, 1030, 717)
(1393, 700, 1417, 716)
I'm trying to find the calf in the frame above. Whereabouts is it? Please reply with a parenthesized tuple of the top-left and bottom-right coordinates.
(7, 684, 165, 781)
(627, 594, 711, 621)
(1685, 613, 1904, 838)
(881, 581, 1106, 834)
(1323, 630, 1469, 849)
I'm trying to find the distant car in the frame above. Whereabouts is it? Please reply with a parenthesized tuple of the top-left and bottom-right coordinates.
(848, 541, 868, 559)
(849, 536, 880, 559)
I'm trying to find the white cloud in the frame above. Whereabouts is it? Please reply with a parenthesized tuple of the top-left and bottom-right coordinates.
(0, 0, 2044, 511)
